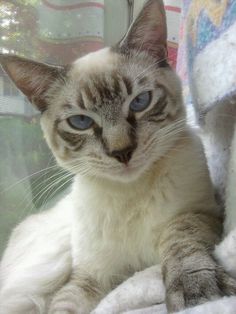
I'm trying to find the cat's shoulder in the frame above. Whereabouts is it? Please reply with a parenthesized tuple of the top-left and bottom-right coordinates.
(1, 195, 73, 262)
(162, 127, 206, 169)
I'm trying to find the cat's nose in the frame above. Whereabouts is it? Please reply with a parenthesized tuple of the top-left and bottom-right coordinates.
(111, 146, 135, 164)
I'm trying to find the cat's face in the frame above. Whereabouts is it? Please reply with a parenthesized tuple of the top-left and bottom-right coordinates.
(0, 0, 185, 183)
(42, 48, 184, 182)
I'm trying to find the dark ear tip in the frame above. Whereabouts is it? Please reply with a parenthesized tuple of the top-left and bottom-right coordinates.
(0, 54, 31, 64)
(144, 0, 165, 9)
(0, 53, 13, 60)
(0, 54, 10, 72)
(0, 53, 7, 64)
(118, 0, 167, 59)
(0, 54, 20, 67)
(0, 54, 20, 75)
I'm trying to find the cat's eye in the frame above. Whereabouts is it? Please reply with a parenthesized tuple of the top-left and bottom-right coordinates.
(130, 91, 152, 112)
(67, 115, 94, 130)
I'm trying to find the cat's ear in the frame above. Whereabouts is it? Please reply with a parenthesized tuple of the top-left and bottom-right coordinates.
(0, 54, 65, 112)
(119, 0, 167, 61)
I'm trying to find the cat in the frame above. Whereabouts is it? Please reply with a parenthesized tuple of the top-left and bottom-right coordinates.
(1, 0, 236, 313)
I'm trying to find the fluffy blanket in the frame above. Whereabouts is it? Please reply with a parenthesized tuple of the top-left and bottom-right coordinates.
(177, 0, 236, 204)
(91, 229, 236, 314)
(92, 1, 236, 313)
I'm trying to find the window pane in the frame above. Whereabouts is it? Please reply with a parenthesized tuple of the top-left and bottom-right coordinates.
(0, 0, 131, 256)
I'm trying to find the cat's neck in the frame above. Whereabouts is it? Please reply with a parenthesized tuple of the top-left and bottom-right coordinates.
(72, 170, 153, 198)
(70, 155, 164, 204)
(69, 132, 192, 214)
(69, 168, 157, 220)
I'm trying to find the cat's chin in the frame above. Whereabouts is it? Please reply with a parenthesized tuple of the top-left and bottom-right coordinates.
(92, 163, 151, 184)
(104, 170, 142, 183)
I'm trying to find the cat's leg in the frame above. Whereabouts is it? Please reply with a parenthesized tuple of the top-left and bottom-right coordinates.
(92, 265, 165, 314)
(0, 202, 72, 314)
(49, 274, 104, 314)
(159, 211, 236, 313)
(0, 293, 49, 314)
(0, 249, 71, 314)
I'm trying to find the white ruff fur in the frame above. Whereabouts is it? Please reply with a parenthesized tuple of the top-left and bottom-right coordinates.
(0, 129, 218, 313)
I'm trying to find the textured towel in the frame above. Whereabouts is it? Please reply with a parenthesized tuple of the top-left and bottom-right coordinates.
(177, 0, 236, 204)
(92, 230, 236, 313)
(177, 0, 236, 110)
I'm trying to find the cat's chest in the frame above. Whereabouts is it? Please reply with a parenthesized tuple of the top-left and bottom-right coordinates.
(71, 177, 178, 280)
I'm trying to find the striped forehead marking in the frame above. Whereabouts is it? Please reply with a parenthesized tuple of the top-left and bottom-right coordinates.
(77, 72, 133, 110)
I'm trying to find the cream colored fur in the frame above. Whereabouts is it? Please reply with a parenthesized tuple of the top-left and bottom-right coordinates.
(0, 127, 216, 314)
(0, 1, 228, 311)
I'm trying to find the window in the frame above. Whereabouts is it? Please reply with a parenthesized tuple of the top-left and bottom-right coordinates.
(0, 0, 133, 257)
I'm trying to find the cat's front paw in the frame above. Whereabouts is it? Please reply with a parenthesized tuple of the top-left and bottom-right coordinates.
(164, 257, 236, 312)
(49, 302, 78, 314)
(50, 311, 71, 314)
(49, 302, 93, 314)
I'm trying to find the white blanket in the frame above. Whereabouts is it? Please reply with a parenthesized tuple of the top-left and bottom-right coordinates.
(93, 229, 236, 314)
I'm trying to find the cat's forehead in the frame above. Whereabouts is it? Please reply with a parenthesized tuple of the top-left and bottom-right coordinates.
(62, 47, 174, 113)
(65, 48, 134, 111)
(71, 48, 119, 76)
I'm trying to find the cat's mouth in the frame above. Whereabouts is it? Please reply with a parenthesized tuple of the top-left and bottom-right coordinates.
(108, 160, 148, 182)
(119, 163, 136, 173)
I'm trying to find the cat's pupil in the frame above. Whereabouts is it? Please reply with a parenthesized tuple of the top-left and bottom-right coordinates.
(67, 115, 94, 130)
(130, 91, 152, 112)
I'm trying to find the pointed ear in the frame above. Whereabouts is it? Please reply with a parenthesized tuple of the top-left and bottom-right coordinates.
(0, 54, 65, 112)
(119, 0, 167, 60)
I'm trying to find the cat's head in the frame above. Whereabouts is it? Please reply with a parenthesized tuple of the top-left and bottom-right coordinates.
(0, 0, 185, 183)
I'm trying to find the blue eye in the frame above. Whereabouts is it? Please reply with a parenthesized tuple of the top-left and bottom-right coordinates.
(67, 115, 94, 130)
(130, 91, 152, 112)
